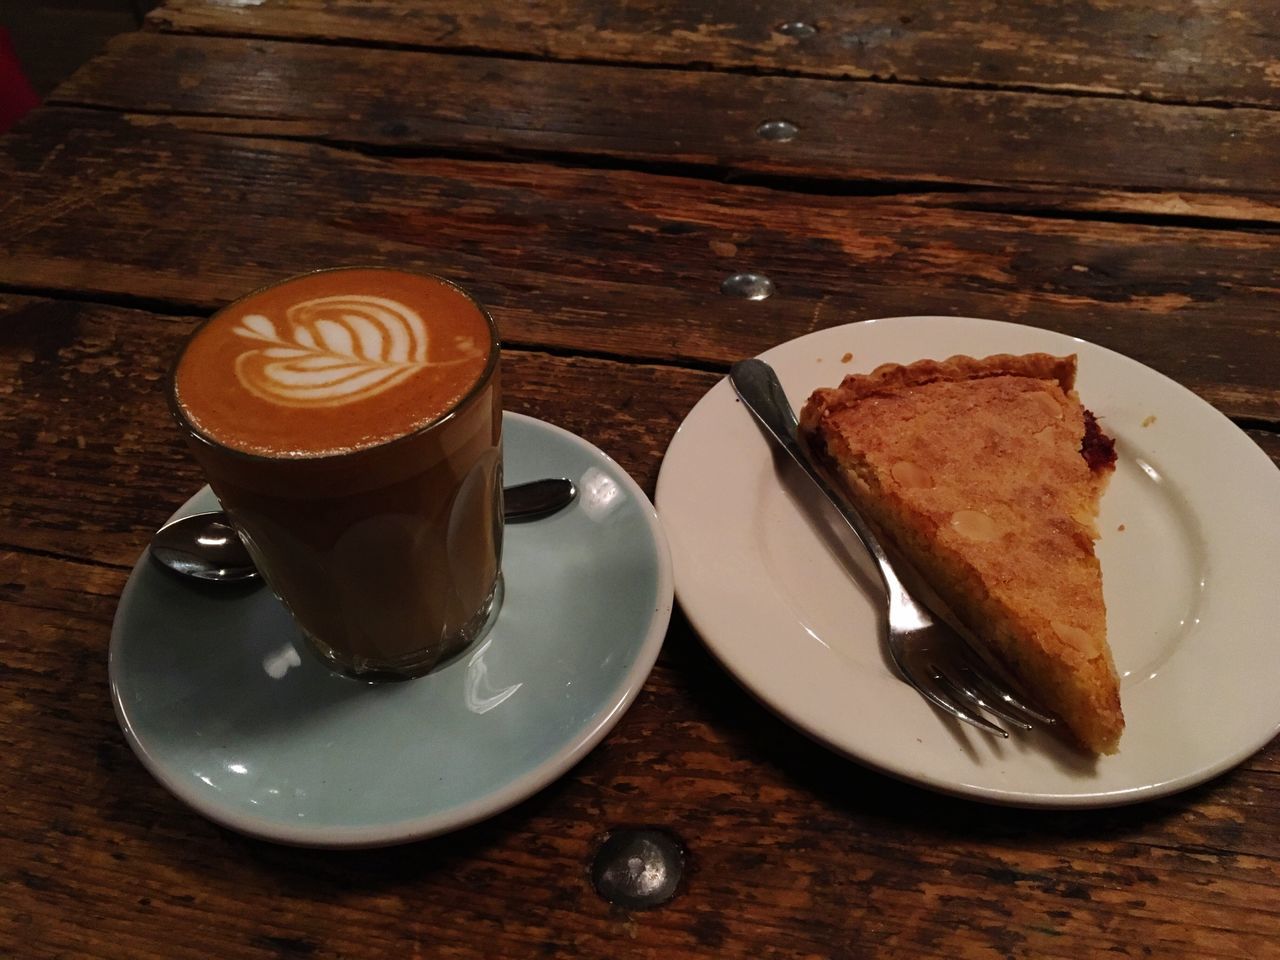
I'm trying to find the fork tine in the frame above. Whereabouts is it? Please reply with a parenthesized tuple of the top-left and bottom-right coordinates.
(910, 663, 1010, 738)
(956, 659, 1057, 727)
(940, 665, 1034, 731)
(888, 625, 1012, 738)
(920, 606, 1059, 728)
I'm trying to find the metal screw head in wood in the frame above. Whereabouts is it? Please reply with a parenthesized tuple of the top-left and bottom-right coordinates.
(776, 21, 817, 38)
(721, 272, 775, 300)
(590, 828, 684, 909)
(755, 119, 798, 142)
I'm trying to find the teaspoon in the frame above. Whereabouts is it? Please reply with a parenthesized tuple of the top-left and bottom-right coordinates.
(150, 477, 577, 583)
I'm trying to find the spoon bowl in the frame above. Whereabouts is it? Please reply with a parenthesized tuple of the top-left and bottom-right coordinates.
(151, 513, 257, 582)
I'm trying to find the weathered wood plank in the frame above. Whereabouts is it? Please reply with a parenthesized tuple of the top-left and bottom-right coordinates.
(2, 110, 1278, 421)
(102, 112, 1280, 229)
(3, 541, 1279, 960)
(53, 32, 1280, 200)
(146, 0, 1280, 109)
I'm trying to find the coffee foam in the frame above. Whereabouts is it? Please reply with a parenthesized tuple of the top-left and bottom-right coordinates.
(175, 269, 495, 458)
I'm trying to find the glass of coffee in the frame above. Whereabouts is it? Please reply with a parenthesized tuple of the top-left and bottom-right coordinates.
(170, 267, 503, 680)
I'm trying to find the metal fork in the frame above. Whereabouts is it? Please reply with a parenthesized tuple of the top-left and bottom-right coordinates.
(729, 358, 1055, 738)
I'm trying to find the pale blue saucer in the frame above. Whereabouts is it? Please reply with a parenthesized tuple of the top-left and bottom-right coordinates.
(110, 413, 672, 848)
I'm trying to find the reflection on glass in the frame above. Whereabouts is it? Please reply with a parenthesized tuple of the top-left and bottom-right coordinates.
(465, 635, 522, 714)
(580, 467, 622, 521)
(263, 643, 302, 679)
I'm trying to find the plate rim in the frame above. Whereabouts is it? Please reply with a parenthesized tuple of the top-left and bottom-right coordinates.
(656, 315, 1280, 808)
(110, 411, 674, 847)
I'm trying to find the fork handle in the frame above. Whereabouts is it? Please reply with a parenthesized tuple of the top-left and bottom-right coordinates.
(729, 359, 910, 606)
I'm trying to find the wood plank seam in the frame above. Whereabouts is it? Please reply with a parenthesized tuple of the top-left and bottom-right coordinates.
(0, 541, 134, 575)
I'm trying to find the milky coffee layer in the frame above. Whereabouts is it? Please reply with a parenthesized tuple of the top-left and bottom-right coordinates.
(175, 269, 494, 457)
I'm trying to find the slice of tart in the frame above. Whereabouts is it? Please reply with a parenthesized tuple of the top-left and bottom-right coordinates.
(799, 353, 1123, 754)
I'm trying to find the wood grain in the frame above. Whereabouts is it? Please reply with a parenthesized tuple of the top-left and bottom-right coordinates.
(147, 0, 1280, 108)
(907, 186, 1280, 228)
(52, 32, 1280, 200)
(2, 110, 1278, 424)
(71, 105, 1280, 226)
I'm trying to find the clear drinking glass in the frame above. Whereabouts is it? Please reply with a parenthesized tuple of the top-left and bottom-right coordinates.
(169, 267, 503, 680)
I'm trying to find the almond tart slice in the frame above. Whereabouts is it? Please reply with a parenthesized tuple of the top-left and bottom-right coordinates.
(799, 353, 1123, 754)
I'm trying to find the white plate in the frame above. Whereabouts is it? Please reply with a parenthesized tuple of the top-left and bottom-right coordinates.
(656, 316, 1280, 807)
(111, 413, 673, 847)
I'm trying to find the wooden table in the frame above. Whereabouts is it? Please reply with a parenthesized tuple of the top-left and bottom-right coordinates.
(3, 3, 1278, 957)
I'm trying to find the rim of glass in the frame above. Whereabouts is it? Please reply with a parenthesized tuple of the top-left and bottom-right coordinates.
(167, 266, 502, 464)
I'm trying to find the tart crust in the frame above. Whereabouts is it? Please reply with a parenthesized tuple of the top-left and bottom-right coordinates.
(800, 352, 1123, 754)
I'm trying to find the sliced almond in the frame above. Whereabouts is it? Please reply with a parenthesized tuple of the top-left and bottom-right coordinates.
(1052, 621, 1095, 654)
(891, 460, 933, 489)
(949, 509, 999, 541)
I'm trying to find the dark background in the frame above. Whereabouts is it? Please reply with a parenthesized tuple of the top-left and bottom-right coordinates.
(2, 0, 154, 96)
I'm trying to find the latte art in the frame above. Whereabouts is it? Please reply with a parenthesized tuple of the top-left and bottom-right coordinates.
(176, 268, 496, 457)
(231, 295, 481, 407)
